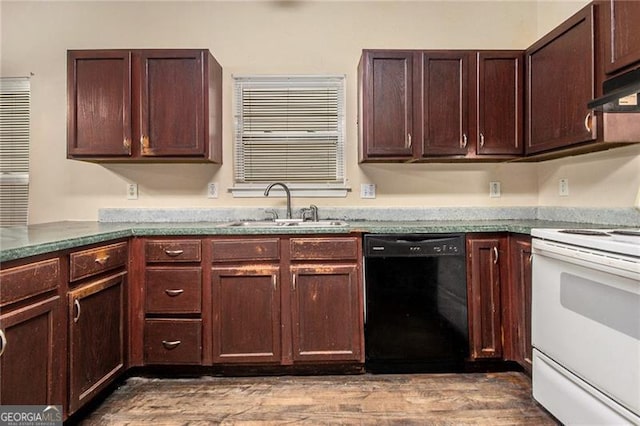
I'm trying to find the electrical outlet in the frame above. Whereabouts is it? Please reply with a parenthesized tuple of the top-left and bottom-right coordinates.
(207, 182, 219, 199)
(559, 178, 569, 197)
(361, 183, 376, 199)
(126, 183, 138, 200)
(489, 181, 501, 198)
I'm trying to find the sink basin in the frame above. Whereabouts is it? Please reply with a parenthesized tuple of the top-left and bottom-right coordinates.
(218, 220, 348, 228)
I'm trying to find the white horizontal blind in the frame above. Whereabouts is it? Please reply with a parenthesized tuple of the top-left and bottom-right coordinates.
(234, 76, 345, 185)
(0, 77, 30, 226)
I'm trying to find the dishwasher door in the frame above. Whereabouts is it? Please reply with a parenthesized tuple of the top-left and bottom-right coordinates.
(364, 234, 468, 373)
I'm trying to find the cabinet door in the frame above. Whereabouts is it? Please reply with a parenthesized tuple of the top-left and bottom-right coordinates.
(604, 0, 640, 74)
(290, 264, 363, 363)
(68, 272, 126, 414)
(359, 50, 415, 160)
(211, 266, 281, 364)
(526, 5, 597, 154)
(466, 235, 506, 359)
(67, 50, 132, 157)
(506, 236, 532, 373)
(421, 51, 470, 156)
(138, 50, 206, 157)
(0, 296, 63, 407)
(477, 52, 523, 155)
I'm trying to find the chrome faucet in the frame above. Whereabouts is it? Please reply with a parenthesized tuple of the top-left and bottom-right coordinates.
(264, 182, 292, 219)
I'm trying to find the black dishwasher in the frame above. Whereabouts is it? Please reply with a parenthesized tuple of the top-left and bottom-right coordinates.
(364, 234, 468, 373)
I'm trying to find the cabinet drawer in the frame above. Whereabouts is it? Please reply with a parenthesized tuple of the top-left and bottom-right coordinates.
(290, 237, 359, 261)
(145, 268, 202, 314)
(144, 319, 202, 365)
(69, 242, 128, 282)
(146, 240, 201, 263)
(0, 258, 60, 307)
(211, 238, 280, 262)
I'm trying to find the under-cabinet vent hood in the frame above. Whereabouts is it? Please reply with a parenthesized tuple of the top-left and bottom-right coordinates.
(588, 67, 640, 112)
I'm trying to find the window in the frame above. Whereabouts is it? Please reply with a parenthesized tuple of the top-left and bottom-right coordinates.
(232, 75, 347, 197)
(0, 77, 30, 226)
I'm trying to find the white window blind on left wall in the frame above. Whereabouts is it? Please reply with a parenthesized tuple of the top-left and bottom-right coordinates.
(0, 77, 30, 226)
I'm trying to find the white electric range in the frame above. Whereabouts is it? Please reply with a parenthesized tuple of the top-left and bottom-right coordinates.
(531, 228, 640, 425)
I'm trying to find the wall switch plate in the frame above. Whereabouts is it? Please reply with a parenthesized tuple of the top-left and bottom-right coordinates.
(559, 178, 569, 197)
(207, 182, 219, 199)
(489, 181, 501, 198)
(361, 183, 376, 199)
(126, 183, 138, 200)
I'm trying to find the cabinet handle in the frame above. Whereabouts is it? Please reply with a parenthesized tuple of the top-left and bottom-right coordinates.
(164, 249, 184, 257)
(584, 112, 592, 133)
(165, 289, 184, 297)
(0, 329, 6, 358)
(123, 138, 131, 153)
(272, 275, 277, 291)
(73, 299, 81, 323)
(480, 133, 485, 148)
(529, 254, 533, 264)
(493, 246, 499, 265)
(461, 133, 468, 148)
(405, 133, 412, 150)
(162, 340, 181, 350)
(94, 255, 110, 266)
(292, 274, 297, 291)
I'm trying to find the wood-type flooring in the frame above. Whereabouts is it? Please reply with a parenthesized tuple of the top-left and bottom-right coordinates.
(78, 372, 557, 425)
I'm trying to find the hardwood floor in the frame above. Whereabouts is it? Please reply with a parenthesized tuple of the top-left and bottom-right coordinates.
(79, 372, 557, 425)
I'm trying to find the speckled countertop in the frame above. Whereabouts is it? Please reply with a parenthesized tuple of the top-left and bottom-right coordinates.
(0, 219, 613, 263)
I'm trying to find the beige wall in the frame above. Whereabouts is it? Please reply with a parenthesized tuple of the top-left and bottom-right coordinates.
(1, 0, 637, 224)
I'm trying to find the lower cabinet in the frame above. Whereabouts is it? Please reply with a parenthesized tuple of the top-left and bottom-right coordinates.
(68, 271, 126, 413)
(466, 233, 508, 360)
(144, 319, 202, 365)
(290, 264, 362, 363)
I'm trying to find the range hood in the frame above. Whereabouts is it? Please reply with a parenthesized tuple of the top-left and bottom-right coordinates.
(588, 67, 640, 112)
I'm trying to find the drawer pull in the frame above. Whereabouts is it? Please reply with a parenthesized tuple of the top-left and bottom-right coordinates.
(162, 340, 181, 350)
(164, 249, 184, 257)
(0, 329, 7, 357)
(73, 299, 81, 323)
(165, 289, 184, 297)
(94, 255, 110, 266)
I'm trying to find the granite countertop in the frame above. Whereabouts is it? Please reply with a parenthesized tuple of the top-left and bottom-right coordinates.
(0, 219, 610, 263)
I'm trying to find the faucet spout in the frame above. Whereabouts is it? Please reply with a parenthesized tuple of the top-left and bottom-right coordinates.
(264, 182, 292, 219)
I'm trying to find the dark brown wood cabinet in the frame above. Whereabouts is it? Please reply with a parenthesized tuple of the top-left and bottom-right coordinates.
(525, 4, 598, 155)
(603, 0, 640, 74)
(359, 49, 523, 161)
(358, 50, 415, 161)
(289, 237, 363, 363)
(67, 242, 128, 414)
(0, 257, 64, 409)
(466, 234, 508, 360)
(68, 271, 126, 413)
(67, 49, 222, 163)
(504, 235, 533, 373)
(211, 238, 281, 364)
(142, 239, 203, 365)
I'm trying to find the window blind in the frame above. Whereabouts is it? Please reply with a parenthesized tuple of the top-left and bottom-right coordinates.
(0, 77, 30, 226)
(234, 76, 345, 187)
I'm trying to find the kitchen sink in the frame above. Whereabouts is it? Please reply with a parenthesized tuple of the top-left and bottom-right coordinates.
(218, 220, 348, 228)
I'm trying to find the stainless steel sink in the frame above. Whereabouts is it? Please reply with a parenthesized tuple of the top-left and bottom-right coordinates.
(218, 220, 348, 228)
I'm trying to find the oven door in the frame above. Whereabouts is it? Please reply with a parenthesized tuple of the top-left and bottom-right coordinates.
(532, 238, 640, 422)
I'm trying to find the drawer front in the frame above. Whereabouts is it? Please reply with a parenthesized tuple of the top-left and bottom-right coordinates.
(144, 319, 202, 365)
(0, 258, 60, 306)
(211, 238, 280, 262)
(70, 242, 128, 282)
(290, 237, 359, 261)
(146, 240, 201, 263)
(145, 268, 202, 314)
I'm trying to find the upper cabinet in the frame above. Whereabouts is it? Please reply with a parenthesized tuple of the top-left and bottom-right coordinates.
(67, 49, 222, 163)
(358, 49, 523, 162)
(602, 0, 640, 75)
(525, 5, 598, 155)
